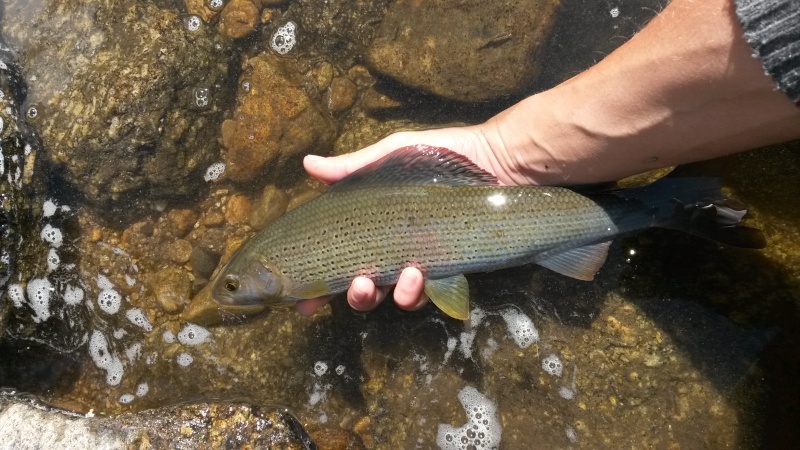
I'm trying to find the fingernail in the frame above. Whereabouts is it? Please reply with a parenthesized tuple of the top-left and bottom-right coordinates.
(305, 155, 324, 163)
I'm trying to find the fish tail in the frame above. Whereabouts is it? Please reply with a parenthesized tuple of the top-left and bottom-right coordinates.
(605, 178, 766, 249)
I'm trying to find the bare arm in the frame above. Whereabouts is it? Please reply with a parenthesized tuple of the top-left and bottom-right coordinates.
(297, 0, 800, 316)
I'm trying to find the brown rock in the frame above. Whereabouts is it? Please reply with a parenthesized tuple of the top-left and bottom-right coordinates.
(219, 0, 260, 39)
(166, 239, 194, 264)
(202, 211, 226, 227)
(167, 209, 199, 236)
(360, 87, 401, 112)
(367, 0, 559, 101)
(250, 185, 289, 230)
(184, 0, 220, 22)
(310, 427, 366, 450)
(326, 77, 358, 113)
(151, 267, 192, 314)
(221, 55, 335, 183)
(225, 194, 252, 225)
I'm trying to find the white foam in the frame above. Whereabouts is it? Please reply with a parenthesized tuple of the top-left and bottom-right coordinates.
(271, 21, 297, 54)
(7, 283, 24, 308)
(436, 386, 502, 450)
(203, 162, 225, 182)
(542, 354, 563, 377)
(63, 285, 84, 305)
(26, 278, 53, 323)
(97, 274, 114, 290)
(46, 248, 60, 272)
(176, 353, 194, 367)
(178, 323, 211, 346)
(43, 199, 58, 217)
(500, 308, 538, 348)
(162, 330, 176, 343)
(126, 342, 142, 361)
(97, 289, 122, 314)
(313, 361, 328, 376)
(118, 394, 135, 404)
(40, 224, 63, 248)
(335, 365, 345, 375)
(88, 331, 125, 386)
(125, 309, 153, 332)
(136, 383, 149, 397)
(459, 308, 486, 359)
(558, 387, 574, 400)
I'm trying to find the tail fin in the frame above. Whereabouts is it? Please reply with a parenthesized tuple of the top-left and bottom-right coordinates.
(604, 178, 766, 249)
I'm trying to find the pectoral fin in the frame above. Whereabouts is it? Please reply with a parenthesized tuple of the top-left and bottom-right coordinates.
(288, 280, 330, 299)
(424, 274, 470, 320)
(535, 242, 611, 281)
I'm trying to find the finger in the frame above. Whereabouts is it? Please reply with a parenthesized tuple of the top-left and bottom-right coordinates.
(303, 130, 464, 185)
(393, 267, 427, 310)
(347, 276, 391, 311)
(295, 296, 333, 316)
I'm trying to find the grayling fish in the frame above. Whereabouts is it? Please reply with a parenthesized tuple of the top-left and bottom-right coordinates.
(183, 145, 764, 324)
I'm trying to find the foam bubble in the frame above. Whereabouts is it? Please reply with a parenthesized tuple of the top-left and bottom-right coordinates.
(558, 387, 574, 400)
(7, 283, 24, 308)
(500, 308, 538, 348)
(97, 289, 122, 314)
(126, 342, 142, 361)
(314, 361, 328, 376)
(610, 7, 620, 18)
(97, 274, 114, 290)
(162, 330, 176, 343)
(43, 199, 58, 217)
(119, 394, 135, 404)
(178, 323, 211, 346)
(63, 284, 84, 305)
(208, 0, 225, 11)
(26, 278, 53, 323)
(436, 386, 502, 450)
(271, 21, 297, 55)
(203, 162, 225, 182)
(335, 365, 345, 376)
(125, 309, 153, 332)
(565, 426, 578, 443)
(136, 383, 149, 397)
(542, 354, 563, 377)
(185, 15, 202, 32)
(176, 352, 194, 367)
(46, 248, 60, 272)
(40, 224, 63, 248)
(89, 331, 125, 385)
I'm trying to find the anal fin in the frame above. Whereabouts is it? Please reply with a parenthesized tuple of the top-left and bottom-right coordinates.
(535, 242, 611, 281)
(424, 274, 470, 320)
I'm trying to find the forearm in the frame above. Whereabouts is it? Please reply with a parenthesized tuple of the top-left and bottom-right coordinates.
(484, 0, 800, 185)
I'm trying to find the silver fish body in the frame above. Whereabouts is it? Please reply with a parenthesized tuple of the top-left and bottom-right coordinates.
(184, 145, 763, 324)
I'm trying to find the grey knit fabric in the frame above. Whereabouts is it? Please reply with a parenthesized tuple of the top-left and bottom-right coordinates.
(734, 0, 800, 104)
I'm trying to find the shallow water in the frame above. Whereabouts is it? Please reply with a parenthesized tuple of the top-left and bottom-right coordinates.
(1, 0, 799, 448)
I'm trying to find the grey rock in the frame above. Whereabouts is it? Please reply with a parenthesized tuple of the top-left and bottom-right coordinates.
(0, 393, 314, 449)
(2, 0, 235, 223)
(366, 0, 559, 102)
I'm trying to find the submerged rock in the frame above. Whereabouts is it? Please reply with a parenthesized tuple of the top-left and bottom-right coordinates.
(0, 393, 315, 449)
(2, 0, 235, 223)
(367, 0, 559, 101)
(221, 54, 334, 184)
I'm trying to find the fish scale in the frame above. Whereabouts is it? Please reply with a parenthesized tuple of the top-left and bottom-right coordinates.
(244, 184, 619, 296)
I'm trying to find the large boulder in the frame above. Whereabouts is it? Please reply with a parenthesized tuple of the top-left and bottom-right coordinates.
(366, 0, 559, 102)
(2, 0, 235, 223)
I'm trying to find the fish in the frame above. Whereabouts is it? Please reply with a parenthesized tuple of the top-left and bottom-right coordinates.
(183, 145, 765, 325)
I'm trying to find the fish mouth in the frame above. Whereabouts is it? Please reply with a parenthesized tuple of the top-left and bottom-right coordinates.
(181, 285, 268, 326)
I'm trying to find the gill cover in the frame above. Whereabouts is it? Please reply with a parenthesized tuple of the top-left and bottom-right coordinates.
(210, 261, 283, 307)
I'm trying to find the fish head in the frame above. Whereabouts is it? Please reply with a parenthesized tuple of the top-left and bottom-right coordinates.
(182, 257, 286, 325)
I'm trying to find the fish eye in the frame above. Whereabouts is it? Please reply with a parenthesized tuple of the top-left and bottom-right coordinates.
(224, 277, 239, 292)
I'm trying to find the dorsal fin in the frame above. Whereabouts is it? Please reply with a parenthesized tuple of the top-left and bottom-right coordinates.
(328, 145, 498, 192)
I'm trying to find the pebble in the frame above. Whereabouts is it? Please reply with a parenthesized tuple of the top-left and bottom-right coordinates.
(166, 239, 193, 264)
(225, 194, 252, 225)
(361, 87, 402, 111)
(326, 77, 358, 113)
(218, 0, 260, 39)
(189, 247, 219, 280)
(202, 211, 226, 227)
(151, 268, 192, 314)
(249, 185, 289, 230)
(167, 209, 198, 236)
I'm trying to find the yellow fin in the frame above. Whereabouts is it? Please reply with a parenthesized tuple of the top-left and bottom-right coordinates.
(424, 274, 470, 320)
(288, 280, 330, 299)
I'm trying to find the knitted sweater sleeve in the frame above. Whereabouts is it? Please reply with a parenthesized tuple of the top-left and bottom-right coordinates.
(734, 0, 800, 104)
